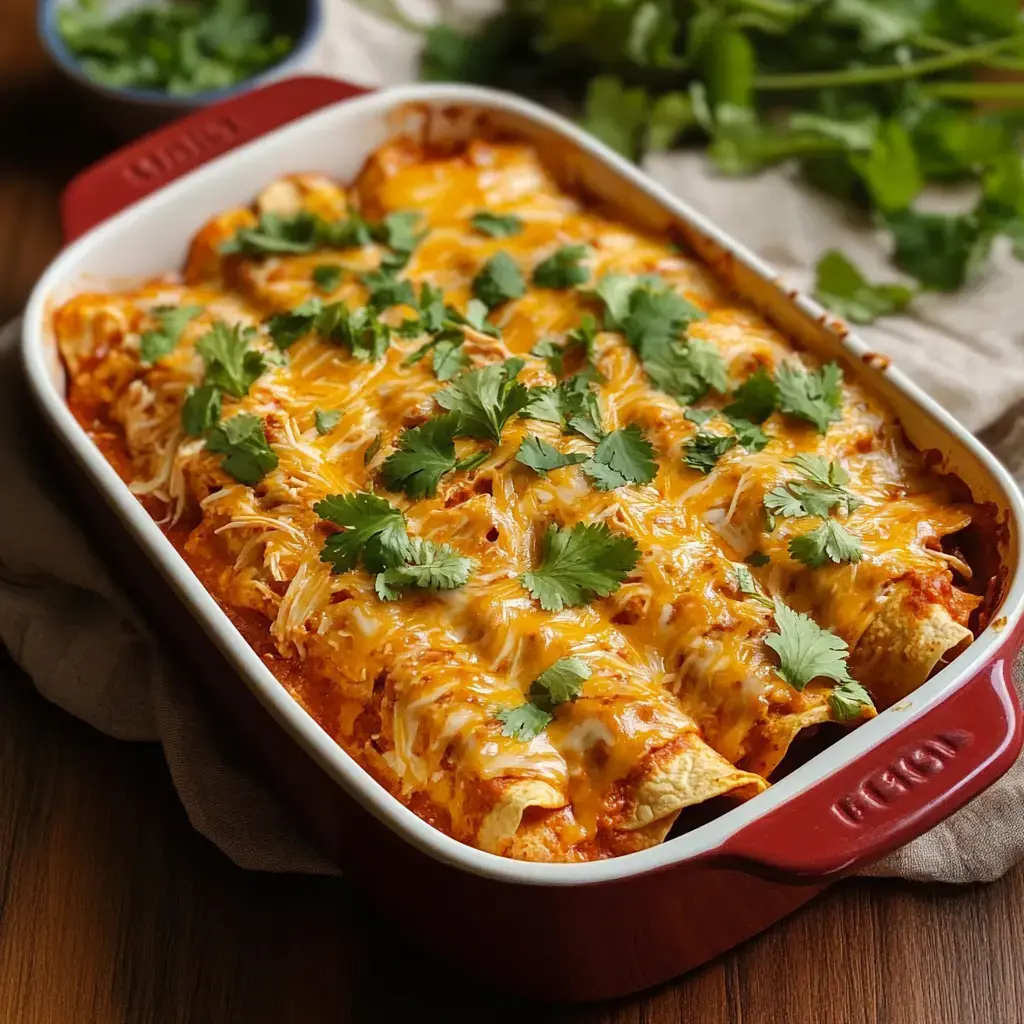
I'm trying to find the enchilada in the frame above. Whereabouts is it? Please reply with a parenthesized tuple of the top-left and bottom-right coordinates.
(53, 136, 993, 862)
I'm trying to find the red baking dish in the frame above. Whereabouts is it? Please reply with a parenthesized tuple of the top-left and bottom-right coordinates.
(22, 76, 1024, 1001)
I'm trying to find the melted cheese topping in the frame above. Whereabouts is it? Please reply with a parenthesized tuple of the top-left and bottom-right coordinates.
(55, 140, 983, 860)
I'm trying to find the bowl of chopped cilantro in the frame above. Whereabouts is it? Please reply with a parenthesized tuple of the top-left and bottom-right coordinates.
(39, 0, 323, 131)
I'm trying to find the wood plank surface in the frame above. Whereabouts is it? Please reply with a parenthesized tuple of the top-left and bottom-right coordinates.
(1, 4, 1023, 1021)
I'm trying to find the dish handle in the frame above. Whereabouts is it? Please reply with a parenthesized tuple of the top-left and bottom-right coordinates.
(61, 75, 370, 242)
(717, 627, 1023, 881)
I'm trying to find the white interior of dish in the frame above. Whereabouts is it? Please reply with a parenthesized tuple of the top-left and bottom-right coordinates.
(21, 84, 1024, 886)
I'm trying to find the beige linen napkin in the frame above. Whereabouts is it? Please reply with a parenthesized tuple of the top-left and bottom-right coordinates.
(4, 1, 1024, 883)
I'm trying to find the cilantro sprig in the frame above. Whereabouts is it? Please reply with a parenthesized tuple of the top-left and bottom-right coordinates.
(813, 251, 914, 325)
(205, 413, 278, 486)
(594, 274, 726, 404)
(139, 304, 203, 364)
(436, 359, 531, 444)
(515, 436, 589, 475)
(764, 455, 864, 567)
(532, 245, 591, 289)
(521, 521, 639, 611)
(471, 211, 524, 238)
(315, 491, 473, 599)
(497, 657, 591, 741)
(380, 415, 460, 499)
(195, 321, 266, 399)
(582, 425, 658, 490)
(472, 252, 526, 309)
(682, 431, 737, 474)
(775, 361, 844, 434)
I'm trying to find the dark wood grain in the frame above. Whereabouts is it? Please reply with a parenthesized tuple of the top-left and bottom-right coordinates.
(2, 4, 1023, 1021)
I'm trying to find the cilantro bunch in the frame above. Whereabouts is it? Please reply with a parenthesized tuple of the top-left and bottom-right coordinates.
(363, 0, 1024, 310)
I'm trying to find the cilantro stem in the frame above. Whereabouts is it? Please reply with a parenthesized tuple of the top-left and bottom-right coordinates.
(754, 35, 1024, 91)
(912, 33, 1024, 73)
(921, 81, 1024, 101)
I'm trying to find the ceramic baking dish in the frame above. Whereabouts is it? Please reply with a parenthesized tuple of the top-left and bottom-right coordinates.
(21, 75, 1024, 1001)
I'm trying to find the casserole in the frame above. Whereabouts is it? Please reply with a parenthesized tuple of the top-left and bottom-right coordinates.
(22, 75, 1024, 997)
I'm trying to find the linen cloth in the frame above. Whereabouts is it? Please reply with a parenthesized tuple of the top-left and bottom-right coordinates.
(5, 0, 1024, 883)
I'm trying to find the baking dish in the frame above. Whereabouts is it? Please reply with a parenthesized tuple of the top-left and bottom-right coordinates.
(21, 75, 1024, 1000)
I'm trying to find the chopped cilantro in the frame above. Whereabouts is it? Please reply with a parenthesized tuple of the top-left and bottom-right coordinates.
(582, 425, 658, 490)
(830, 680, 876, 721)
(746, 550, 771, 567)
(497, 657, 591, 741)
(726, 415, 770, 452)
(312, 264, 343, 293)
(532, 245, 591, 289)
(516, 435, 589, 475)
(472, 252, 526, 309)
(205, 413, 277, 485)
(181, 384, 221, 437)
(682, 431, 737, 474)
(364, 433, 382, 466)
(775, 361, 844, 434)
(139, 304, 203, 364)
(789, 518, 863, 567)
(531, 314, 599, 377)
(436, 360, 531, 443)
(265, 298, 323, 351)
(376, 211, 423, 256)
(314, 409, 340, 436)
(684, 408, 717, 426)
(734, 564, 773, 607)
(195, 321, 266, 399)
(221, 212, 367, 257)
(471, 211, 524, 238)
(766, 598, 855, 691)
(380, 414, 460, 499)
(317, 303, 391, 362)
(724, 367, 778, 424)
(521, 521, 639, 611)
(361, 270, 417, 310)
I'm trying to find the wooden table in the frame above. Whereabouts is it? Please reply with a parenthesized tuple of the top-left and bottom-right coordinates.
(2, 8, 1023, 1023)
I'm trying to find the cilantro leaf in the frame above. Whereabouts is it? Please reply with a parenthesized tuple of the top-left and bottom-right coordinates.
(361, 270, 417, 310)
(682, 432, 737, 474)
(850, 119, 922, 213)
(315, 409, 340, 435)
(497, 656, 590, 740)
(496, 702, 552, 742)
(726, 416, 770, 452)
(317, 303, 391, 362)
(472, 252, 526, 309)
(813, 251, 914, 325)
(521, 522, 639, 611)
(529, 657, 590, 710)
(765, 598, 854, 691)
(205, 413, 278, 485)
(789, 519, 863, 568)
(580, 75, 650, 158)
(765, 455, 863, 518)
(313, 264, 343, 293)
(380, 414, 460, 499)
(622, 284, 705, 353)
(560, 374, 605, 442)
(375, 211, 423, 256)
(181, 384, 221, 437)
(724, 367, 778, 424)
(139, 304, 203, 364)
(220, 212, 328, 256)
(746, 551, 771, 568)
(315, 491, 409, 575)
(582, 425, 658, 490)
(829, 680, 876, 721)
(432, 337, 470, 381)
(471, 211, 524, 238)
(265, 298, 323, 351)
(886, 209, 994, 293)
(775, 361, 844, 434)
(684, 408, 717, 426)
(516, 436, 589, 475)
(374, 537, 474, 601)
(196, 321, 266, 399)
(734, 564, 773, 607)
(436, 360, 531, 443)
(532, 245, 591, 289)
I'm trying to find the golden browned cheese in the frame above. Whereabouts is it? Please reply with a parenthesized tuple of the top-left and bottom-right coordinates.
(54, 140, 985, 861)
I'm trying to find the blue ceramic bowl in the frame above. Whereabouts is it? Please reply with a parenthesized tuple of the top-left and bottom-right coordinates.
(38, 0, 324, 135)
